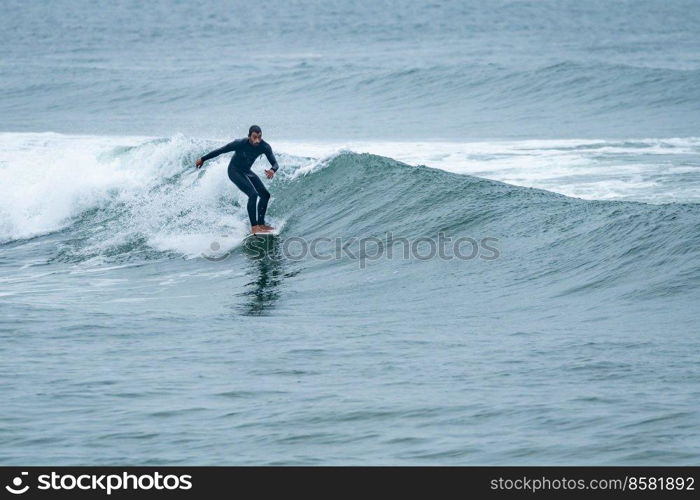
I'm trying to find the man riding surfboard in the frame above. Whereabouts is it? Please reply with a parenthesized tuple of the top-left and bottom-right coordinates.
(196, 125, 279, 234)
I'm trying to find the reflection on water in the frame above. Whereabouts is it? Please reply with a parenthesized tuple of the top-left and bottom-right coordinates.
(237, 236, 299, 316)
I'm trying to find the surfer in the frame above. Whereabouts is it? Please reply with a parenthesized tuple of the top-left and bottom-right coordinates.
(196, 125, 279, 234)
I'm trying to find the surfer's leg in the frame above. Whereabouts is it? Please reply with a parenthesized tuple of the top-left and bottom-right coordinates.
(246, 172, 271, 226)
(228, 168, 260, 226)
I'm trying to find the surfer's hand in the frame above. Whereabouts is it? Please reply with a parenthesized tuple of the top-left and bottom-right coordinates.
(264, 169, 275, 179)
(195, 158, 203, 168)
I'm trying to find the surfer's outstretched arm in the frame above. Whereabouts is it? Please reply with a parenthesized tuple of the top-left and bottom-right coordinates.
(264, 144, 279, 172)
(263, 143, 279, 178)
(196, 140, 243, 168)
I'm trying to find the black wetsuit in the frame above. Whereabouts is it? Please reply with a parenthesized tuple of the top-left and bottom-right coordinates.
(201, 138, 279, 226)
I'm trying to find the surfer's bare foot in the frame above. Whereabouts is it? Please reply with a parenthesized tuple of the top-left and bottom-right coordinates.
(259, 224, 275, 231)
(251, 225, 273, 234)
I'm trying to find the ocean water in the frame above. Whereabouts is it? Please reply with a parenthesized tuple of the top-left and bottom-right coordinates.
(1, 0, 699, 465)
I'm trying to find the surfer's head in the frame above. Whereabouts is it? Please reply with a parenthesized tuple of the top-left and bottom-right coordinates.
(248, 125, 262, 145)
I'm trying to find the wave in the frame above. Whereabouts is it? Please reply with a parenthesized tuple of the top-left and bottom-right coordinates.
(275, 152, 700, 299)
(1, 133, 699, 302)
(277, 136, 700, 203)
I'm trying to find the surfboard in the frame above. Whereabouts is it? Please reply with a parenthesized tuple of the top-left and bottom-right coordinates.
(245, 230, 280, 241)
(243, 229, 280, 255)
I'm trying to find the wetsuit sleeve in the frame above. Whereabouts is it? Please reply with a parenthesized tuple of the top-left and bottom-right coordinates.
(265, 144, 279, 172)
(201, 140, 241, 162)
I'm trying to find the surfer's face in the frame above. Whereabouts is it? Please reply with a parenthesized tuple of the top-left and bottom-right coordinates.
(248, 132, 262, 146)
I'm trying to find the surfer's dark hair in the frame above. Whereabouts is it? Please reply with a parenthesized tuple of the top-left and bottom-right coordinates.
(248, 125, 262, 136)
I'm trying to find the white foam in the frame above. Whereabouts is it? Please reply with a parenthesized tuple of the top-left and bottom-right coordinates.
(0, 133, 140, 240)
(0, 132, 254, 256)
